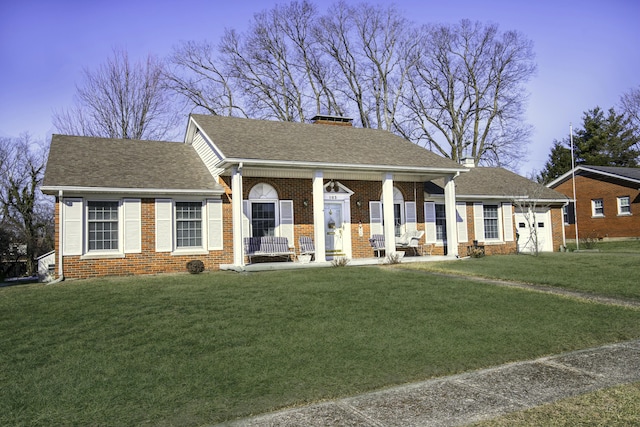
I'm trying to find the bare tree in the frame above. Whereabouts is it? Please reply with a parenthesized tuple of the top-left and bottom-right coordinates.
(317, 1, 416, 129)
(167, 40, 246, 117)
(621, 86, 640, 154)
(0, 134, 53, 276)
(53, 48, 181, 140)
(402, 20, 536, 168)
(166, 3, 538, 168)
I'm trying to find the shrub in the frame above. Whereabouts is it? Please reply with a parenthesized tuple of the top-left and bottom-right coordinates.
(469, 247, 485, 258)
(331, 257, 350, 267)
(186, 260, 205, 274)
(579, 231, 600, 250)
(385, 252, 404, 264)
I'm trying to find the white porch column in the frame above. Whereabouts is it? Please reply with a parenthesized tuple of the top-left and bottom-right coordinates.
(312, 171, 326, 262)
(382, 173, 396, 255)
(231, 165, 245, 267)
(444, 174, 459, 257)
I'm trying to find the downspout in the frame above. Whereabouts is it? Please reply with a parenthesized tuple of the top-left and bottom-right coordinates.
(47, 190, 65, 284)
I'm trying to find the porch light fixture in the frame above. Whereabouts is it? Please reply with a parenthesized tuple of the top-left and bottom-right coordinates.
(303, 199, 309, 207)
(356, 200, 362, 207)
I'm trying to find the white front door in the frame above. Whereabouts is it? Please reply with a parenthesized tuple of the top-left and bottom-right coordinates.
(325, 203, 344, 259)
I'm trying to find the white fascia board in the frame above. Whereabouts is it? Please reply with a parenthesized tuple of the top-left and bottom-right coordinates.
(218, 158, 468, 175)
(546, 169, 576, 188)
(579, 166, 640, 185)
(456, 195, 568, 206)
(547, 165, 640, 188)
(40, 186, 224, 197)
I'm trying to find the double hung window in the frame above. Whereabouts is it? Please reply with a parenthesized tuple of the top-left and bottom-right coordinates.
(592, 199, 604, 217)
(483, 205, 499, 239)
(618, 196, 631, 215)
(176, 202, 202, 248)
(251, 202, 276, 237)
(88, 201, 119, 251)
(435, 204, 447, 240)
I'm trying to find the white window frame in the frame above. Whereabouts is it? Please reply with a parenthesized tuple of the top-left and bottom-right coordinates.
(175, 201, 204, 249)
(83, 199, 123, 255)
(85, 199, 122, 256)
(244, 183, 295, 246)
(592, 199, 604, 217)
(617, 196, 631, 216)
(483, 204, 501, 241)
(172, 200, 208, 255)
(156, 198, 222, 255)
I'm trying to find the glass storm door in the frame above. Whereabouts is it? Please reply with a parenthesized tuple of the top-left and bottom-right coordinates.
(324, 203, 344, 258)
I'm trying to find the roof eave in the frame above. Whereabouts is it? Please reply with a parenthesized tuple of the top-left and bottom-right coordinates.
(547, 165, 640, 188)
(41, 186, 224, 197)
(217, 158, 468, 175)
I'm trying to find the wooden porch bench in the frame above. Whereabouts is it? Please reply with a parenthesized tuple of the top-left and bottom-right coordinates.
(244, 236, 295, 263)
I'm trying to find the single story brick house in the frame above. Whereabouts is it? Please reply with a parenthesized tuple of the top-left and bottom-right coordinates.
(426, 162, 568, 255)
(547, 165, 640, 241)
(42, 114, 568, 279)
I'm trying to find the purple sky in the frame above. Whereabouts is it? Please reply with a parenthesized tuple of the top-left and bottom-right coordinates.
(1, 0, 638, 175)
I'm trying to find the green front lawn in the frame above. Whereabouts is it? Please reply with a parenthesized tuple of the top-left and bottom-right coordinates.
(1, 264, 640, 426)
(404, 251, 640, 301)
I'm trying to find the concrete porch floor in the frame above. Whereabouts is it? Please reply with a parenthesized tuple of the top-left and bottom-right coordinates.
(221, 254, 456, 272)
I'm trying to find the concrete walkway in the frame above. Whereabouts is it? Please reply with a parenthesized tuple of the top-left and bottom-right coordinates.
(220, 339, 640, 426)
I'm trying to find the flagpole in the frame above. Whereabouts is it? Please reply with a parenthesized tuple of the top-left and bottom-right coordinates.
(570, 123, 579, 250)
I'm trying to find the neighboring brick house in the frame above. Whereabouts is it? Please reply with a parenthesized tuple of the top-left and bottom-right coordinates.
(42, 114, 566, 279)
(425, 161, 568, 255)
(547, 165, 640, 241)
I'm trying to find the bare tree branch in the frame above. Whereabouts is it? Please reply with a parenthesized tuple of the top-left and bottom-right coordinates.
(54, 48, 181, 140)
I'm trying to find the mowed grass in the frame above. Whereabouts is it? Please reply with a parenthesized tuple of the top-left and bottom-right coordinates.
(403, 251, 640, 301)
(473, 382, 640, 426)
(2, 265, 640, 426)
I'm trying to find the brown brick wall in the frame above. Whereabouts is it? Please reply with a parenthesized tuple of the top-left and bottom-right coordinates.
(553, 175, 640, 239)
(56, 177, 560, 278)
(55, 198, 234, 279)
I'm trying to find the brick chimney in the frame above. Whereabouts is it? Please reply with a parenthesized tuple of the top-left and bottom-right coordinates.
(311, 115, 353, 126)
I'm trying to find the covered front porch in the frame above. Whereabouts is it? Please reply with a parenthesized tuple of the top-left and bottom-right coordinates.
(225, 164, 464, 271)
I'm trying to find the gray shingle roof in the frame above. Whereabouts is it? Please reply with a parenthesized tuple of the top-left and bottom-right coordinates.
(427, 167, 568, 201)
(579, 165, 640, 182)
(42, 135, 221, 192)
(191, 115, 463, 170)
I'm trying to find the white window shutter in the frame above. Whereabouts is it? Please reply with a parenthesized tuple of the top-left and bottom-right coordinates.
(242, 200, 251, 237)
(155, 199, 173, 252)
(278, 200, 294, 246)
(405, 201, 417, 231)
(207, 199, 224, 250)
(424, 202, 436, 243)
(502, 203, 514, 242)
(123, 199, 141, 253)
(456, 202, 468, 243)
(369, 201, 383, 235)
(62, 198, 83, 256)
(473, 202, 484, 242)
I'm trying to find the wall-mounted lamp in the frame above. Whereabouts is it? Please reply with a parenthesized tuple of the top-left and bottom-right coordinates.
(303, 199, 309, 207)
(355, 200, 362, 208)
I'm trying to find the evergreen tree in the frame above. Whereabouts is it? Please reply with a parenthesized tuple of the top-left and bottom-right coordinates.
(538, 107, 639, 184)
(537, 139, 572, 183)
(575, 107, 639, 167)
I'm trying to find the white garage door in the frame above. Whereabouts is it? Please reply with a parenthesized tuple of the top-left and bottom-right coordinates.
(514, 207, 553, 253)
